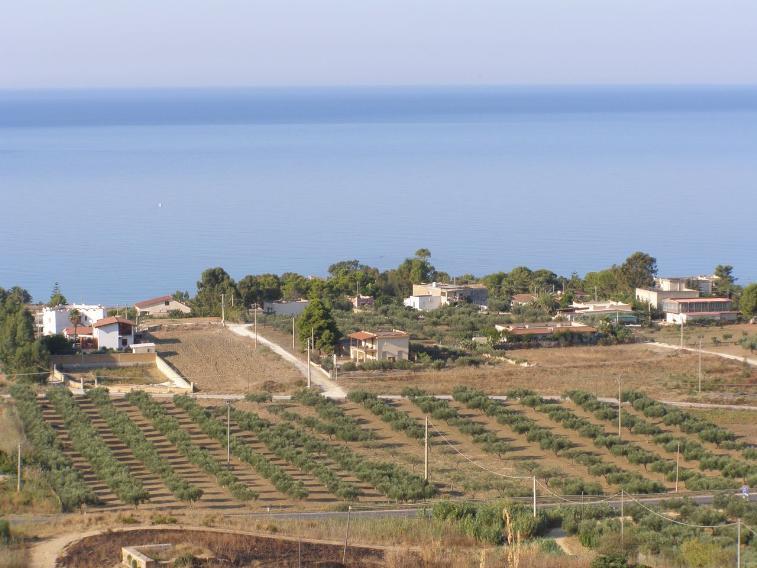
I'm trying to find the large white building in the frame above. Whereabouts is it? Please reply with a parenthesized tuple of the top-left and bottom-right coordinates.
(42, 305, 107, 336)
(662, 298, 738, 324)
(635, 277, 701, 310)
(404, 282, 488, 311)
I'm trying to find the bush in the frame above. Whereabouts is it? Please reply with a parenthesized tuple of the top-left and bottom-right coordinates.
(0, 519, 10, 546)
(245, 392, 272, 403)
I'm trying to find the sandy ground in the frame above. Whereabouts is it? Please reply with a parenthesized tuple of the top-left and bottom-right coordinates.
(149, 326, 304, 394)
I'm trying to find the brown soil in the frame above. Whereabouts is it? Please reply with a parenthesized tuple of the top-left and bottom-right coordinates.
(643, 322, 757, 359)
(345, 343, 756, 404)
(149, 326, 304, 394)
(57, 527, 385, 567)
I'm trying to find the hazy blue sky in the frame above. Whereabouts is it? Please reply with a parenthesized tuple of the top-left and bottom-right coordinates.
(2, 0, 756, 88)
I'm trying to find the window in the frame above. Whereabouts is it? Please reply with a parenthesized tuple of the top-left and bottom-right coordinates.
(165, 300, 170, 306)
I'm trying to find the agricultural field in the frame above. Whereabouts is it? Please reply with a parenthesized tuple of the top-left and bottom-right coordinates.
(5, 383, 757, 566)
(148, 324, 304, 393)
(347, 342, 756, 404)
(8, 384, 756, 513)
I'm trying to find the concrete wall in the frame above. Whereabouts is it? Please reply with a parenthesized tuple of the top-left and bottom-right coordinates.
(138, 300, 191, 317)
(52, 352, 156, 369)
(376, 337, 409, 361)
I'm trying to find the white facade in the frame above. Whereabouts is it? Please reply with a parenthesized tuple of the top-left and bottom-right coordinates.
(403, 295, 442, 311)
(42, 305, 107, 336)
(635, 288, 699, 310)
(262, 300, 309, 316)
(93, 322, 134, 350)
(131, 342, 156, 354)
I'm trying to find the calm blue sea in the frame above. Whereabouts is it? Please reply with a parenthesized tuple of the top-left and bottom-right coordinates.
(0, 86, 755, 305)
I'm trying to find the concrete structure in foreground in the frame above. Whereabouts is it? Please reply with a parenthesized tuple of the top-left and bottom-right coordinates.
(662, 297, 738, 324)
(348, 330, 409, 362)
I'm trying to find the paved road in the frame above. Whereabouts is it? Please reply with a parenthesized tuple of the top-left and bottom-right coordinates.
(226, 323, 346, 399)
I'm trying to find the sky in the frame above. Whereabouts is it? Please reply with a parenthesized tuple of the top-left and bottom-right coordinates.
(2, 0, 757, 89)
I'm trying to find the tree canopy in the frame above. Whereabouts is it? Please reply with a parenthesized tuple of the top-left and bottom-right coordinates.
(740, 283, 757, 318)
(297, 292, 340, 354)
(48, 282, 67, 307)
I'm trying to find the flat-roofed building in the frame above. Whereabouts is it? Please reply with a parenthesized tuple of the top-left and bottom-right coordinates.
(42, 304, 107, 336)
(404, 282, 488, 311)
(348, 330, 409, 362)
(662, 297, 738, 324)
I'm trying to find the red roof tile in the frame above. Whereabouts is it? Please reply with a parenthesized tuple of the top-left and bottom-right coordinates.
(93, 316, 135, 328)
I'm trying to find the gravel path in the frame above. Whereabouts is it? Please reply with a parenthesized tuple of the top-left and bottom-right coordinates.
(226, 324, 346, 399)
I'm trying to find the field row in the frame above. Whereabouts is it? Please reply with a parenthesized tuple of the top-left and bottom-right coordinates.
(11, 384, 756, 512)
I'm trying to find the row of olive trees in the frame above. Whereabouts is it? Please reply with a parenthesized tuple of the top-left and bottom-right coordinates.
(10, 384, 97, 511)
(87, 388, 203, 504)
(223, 404, 360, 501)
(126, 391, 257, 501)
(404, 387, 511, 457)
(231, 406, 435, 501)
(46, 388, 149, 506)
(347, 390, 426, 440)
(173, 395, 309, 499)
(290, 389, 374, 442)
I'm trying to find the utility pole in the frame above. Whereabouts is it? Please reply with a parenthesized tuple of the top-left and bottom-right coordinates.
(226, 401, 231, 464)
(292, 316, 296, 350)
(532, 476, 537, 517)
(737, 518, 741, 568)
(618, 377, 622, 439)
(679, 318, 684, 349)
(254, 306, 258, 350)
(333, 353, 338, 381)
(342, 505, 352, 564)
(698, 336, 703, 394)
(221, 293, 226, 327)
(306, 339, 311, 388)
(620, 489, 624, 546)
(674, 441, 680, 492)
(17, 443, 21, 493)
(424, 416, 429, 481)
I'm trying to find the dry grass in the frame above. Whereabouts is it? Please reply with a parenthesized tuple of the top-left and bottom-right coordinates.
(0, 546, 29, 568)
(347, 343, 756, 404)
(0, 404, 25, 457)
(149, 326, 304, 394)
(643, 322, 756, 358)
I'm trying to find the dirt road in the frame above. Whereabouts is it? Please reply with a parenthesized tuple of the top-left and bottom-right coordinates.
(226, 324, 346, 398)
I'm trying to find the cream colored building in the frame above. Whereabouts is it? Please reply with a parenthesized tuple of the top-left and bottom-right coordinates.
(348, 330, 409, 362)
(134, 295, 191, 317)
(404, 282, 488, 311)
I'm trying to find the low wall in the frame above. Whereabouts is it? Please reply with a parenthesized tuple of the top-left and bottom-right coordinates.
(53, 353, 192, 394)
(52, 353, 156, 369)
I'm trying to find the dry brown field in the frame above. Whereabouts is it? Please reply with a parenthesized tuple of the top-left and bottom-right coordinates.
(643, 322, 757, 357)
(149, 325, 304, 394)
(346, 343, 756, 403)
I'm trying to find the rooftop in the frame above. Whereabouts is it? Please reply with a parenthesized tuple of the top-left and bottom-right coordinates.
(134, 295, 173, 309)
(93, 316, 135, 328)
(666, 297, 731, 304)
(348, 330, 408, 340)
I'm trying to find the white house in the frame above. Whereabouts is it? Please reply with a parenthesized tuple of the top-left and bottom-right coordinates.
(92, 316, 135, 350)
(134, 295, 191, 318)
(262, 300, 309, 316)
(348, 330, 409, 362)
(42, 304, 107, 336)
(403, 294, 442, 311)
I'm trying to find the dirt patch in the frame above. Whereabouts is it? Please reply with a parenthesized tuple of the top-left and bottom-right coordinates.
(344, 343, 756, 404)
(149, 327, 304, 394)
(57, 527, 385, 567)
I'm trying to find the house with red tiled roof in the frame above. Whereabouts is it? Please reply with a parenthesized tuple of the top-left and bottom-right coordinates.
(347, 330, 409, 362)
(92, 316, 135, 350)
(134, 295, 191, 318)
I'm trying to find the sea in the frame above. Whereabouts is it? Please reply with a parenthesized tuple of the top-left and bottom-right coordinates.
(0, 86, 755, 305)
